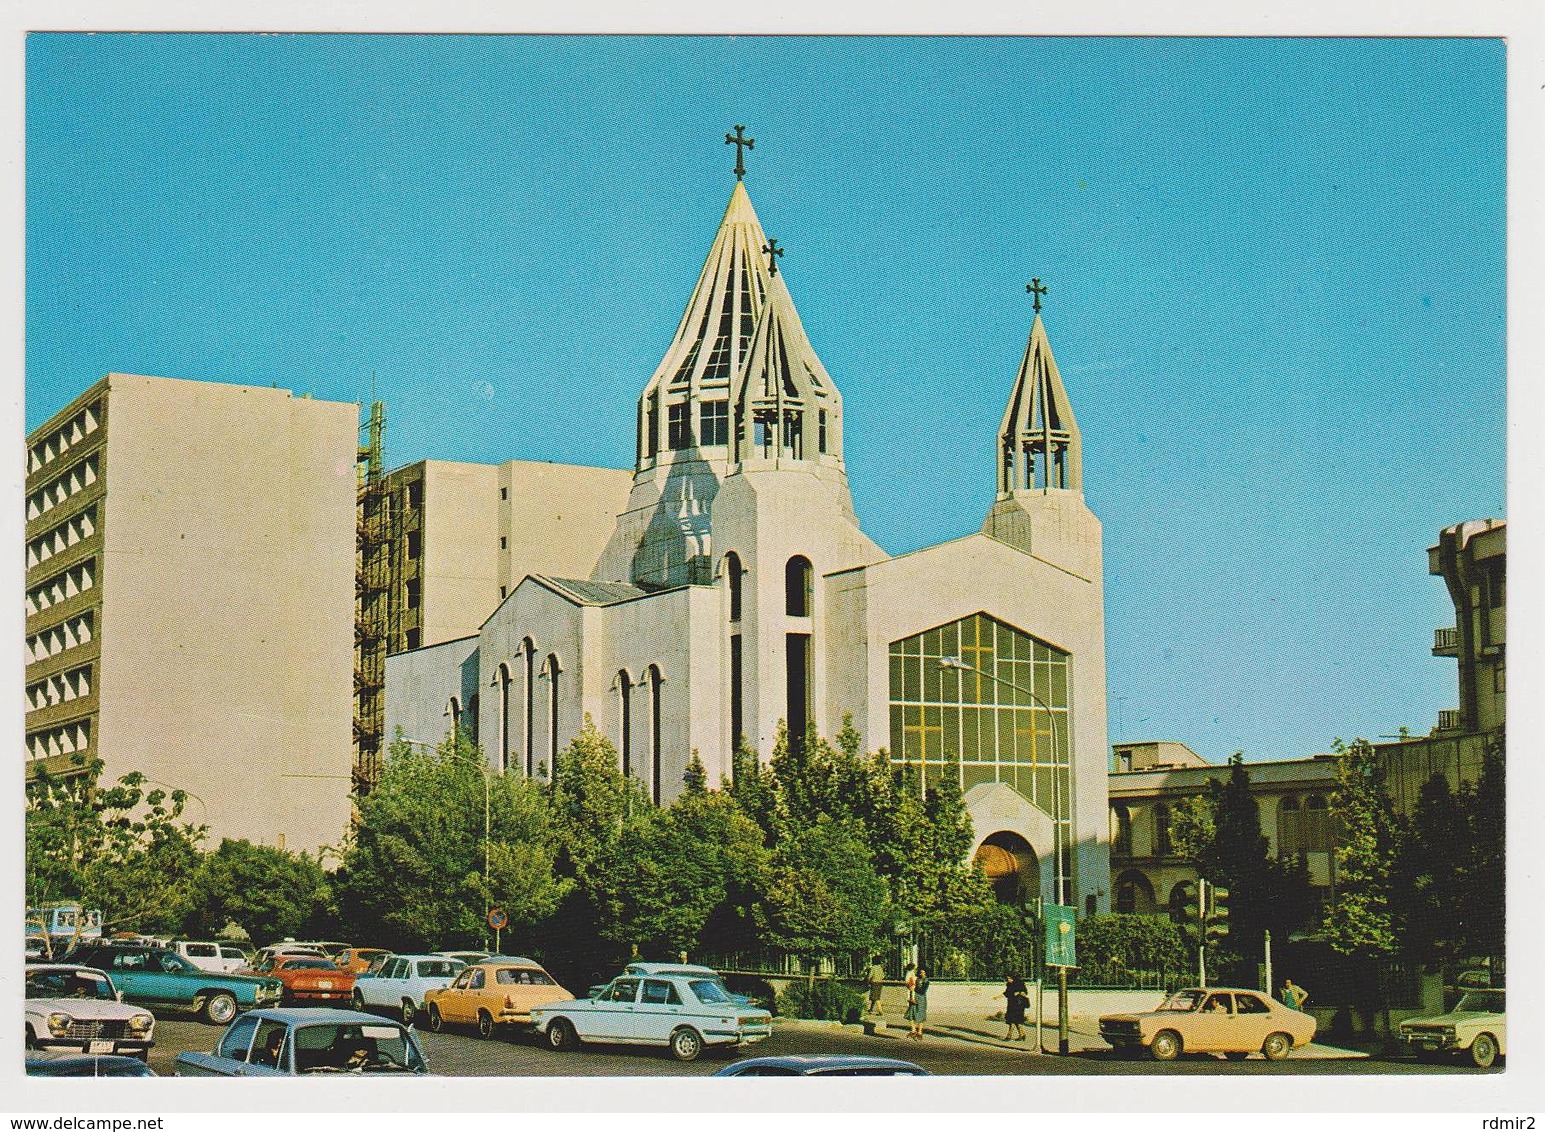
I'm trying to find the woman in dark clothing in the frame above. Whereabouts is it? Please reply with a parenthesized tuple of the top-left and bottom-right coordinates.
(1002, 975, 1029, 1041)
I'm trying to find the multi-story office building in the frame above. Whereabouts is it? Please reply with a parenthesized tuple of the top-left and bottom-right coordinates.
(25, 373, 358, 854)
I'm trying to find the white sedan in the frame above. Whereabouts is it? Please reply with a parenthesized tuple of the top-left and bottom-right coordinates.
(532, 973, 772, 1062)
(25, 964, 156, 1060)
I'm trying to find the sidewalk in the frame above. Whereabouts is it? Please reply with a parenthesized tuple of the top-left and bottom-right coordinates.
(802, 1008, 1367, 1060)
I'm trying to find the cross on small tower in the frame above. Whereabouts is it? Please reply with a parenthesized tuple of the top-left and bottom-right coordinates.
(763, 238, 784, 276)
(1027, 278, 1049, 314)
(726, 125, 755, 180)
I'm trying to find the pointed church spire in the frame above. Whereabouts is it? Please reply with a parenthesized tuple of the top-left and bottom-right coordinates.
(996, 296, 1082, 496)
(731, 267, 843, 468)
(636, 181, 776, 471)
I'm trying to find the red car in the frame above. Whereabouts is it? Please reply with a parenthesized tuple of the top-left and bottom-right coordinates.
(242, 954, 357, 1006)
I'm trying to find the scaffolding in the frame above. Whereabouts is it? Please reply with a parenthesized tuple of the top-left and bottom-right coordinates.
(354, 401, 395, 793)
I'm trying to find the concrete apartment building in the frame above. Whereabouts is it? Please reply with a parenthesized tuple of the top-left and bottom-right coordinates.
(25, 374, 358, 855)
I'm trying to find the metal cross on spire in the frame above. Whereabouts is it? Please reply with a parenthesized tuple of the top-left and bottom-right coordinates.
(763, 238, 784, 276)
(726, 125, 755, 180)
(1027, 278, 1049, 314)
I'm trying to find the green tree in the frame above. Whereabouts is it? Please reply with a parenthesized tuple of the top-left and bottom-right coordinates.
(26, 757, 207, 937)
(1321, 739, 1400, 961)
(1077, 914, 1189, 974)
(185, 839, 333, 943)
(754, 814, 889, 965)
(337, 731, 565, 951)
(1458, 738, 1505, 966)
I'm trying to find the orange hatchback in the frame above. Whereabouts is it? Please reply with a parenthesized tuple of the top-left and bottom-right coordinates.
(250, 955, 358, 1007)
(422, 958, 570, 1039)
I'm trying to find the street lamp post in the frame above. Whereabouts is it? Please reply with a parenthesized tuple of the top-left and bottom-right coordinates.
(401, 736, 492, 946)
(938, 654, 1073, 1055)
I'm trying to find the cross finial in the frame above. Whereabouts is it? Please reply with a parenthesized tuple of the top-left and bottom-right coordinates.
(1027, 278, 1049, 314)
(726, 125, 755, 180)
(763, 238, 784, 276)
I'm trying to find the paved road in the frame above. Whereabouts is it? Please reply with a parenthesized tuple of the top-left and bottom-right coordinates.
(145, 1014, 1496, 1078)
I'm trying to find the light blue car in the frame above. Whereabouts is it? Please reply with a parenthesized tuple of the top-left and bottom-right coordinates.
(350, 954, 466, 1025)
(175, 1008, 428, 1076)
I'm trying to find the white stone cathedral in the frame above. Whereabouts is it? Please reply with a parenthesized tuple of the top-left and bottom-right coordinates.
(389, 150, 1111, 913)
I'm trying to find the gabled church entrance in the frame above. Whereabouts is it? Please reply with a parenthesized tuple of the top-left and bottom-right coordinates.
(973, 830, 1039, 904)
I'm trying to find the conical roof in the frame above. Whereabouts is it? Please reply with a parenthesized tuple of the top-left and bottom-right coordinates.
(997, 314, 1082, 493)
(642, 181, 775, 402)
(731, 269, 842, 465)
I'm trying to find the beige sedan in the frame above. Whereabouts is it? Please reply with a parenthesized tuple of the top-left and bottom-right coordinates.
(422, 958, 571, 1039)
(1099, 987, 1316, 1061)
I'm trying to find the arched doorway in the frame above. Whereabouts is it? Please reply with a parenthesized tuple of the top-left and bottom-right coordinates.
(973, 831, 1039, 904)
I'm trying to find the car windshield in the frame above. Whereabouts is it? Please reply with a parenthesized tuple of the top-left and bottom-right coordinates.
(416, 960, 459, 978)
(1158, 990, 1206, 1012)
(284, 960, 337, 971)
(27, 970, 115, 1001)
(1455, 990, 1505, 1014)
(690, 979, 733, 1005)
(292, 1023, 426, 1074)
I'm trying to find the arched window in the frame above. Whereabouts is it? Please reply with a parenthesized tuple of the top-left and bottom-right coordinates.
(1154, 802, 1173, 856)
(496, 663, 512, 773)
(545, 654, 561, 784)
(447, 696, 462, 737)
(617, 671, 634, 780)
(1277, 796, 1302, 857)
(785, 556, 812, 617)
(1114, 869, 1154, 915)
(1112, 804, 1133, 858)
(647, 665, 664, 804)
(1302, 794, 1330, 852)
(521, 639, 536, 778)
(724, 552, 743, 622)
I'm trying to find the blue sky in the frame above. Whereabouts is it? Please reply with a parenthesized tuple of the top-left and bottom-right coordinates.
(25, 34, 1506, 764)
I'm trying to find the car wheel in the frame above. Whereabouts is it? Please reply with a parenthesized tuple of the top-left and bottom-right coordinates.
(1149, 1030, 1182, 1062)
(546, 1018, 578, 1052)
(401, 999, 416, 1026)
(351, 989, 367, 1011)
(670, 1027, 704, 1062)
(477, 1010, 495, 1040)
(426, 1005, 443, 1034)
(203, 992, 238, 1026)
(1470, 1033, 1498, 1069)
(1262, 1032, 1293, 1061)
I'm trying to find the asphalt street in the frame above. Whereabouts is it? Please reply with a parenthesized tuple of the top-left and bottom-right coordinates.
(145, 1015, 1497, 1078)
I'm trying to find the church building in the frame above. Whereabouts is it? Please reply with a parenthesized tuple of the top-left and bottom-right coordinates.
(387, 144, 1112, 913)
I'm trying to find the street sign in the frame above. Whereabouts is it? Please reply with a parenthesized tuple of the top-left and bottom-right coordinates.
(487, 907, 509, 932)
(1044, 902, 1077, 968)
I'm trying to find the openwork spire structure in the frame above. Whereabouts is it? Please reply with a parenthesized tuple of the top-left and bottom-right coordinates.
(996, 313, 1082, 495)
(636, 182, 775, 472)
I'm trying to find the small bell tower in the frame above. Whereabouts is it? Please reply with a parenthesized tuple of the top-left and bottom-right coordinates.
(982, 279, 1101, 580)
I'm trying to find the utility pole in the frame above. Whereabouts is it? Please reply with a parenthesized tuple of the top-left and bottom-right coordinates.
(1197, 878, 1208, 988)
(1264, 930, 1273, 997)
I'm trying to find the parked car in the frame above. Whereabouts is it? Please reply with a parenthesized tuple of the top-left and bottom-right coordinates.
(25, 964, 156, 1060)
(1398, 988, 1506, 1068)
(352, 953, 466, 1025)
(434, 950, 492, 967)
(247, 944, 328, 970)
(255, 955, 358, 1006)
(621, 962, 757, 1006)
(532, 972, 773, 1062)
(423, 957, 571, 1038)
(713, 1055, 928, 1077)
(173, 940, 249, 973)
(62, 942, 283, 1025)
(27, 1054, 157, 1077)
(1098, 987, 1315, 1061)
(175, 1007, 429, 1076)
(334, 947, 391, 975)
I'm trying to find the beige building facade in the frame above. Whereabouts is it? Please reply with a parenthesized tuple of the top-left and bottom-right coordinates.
(25, 374, 358, 855)
(387, 172, 1113, 912)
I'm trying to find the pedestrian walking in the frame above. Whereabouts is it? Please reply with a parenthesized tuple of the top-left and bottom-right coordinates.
(904, 967, 929, 1040)
(867, 956, 887, 1017)
(1001, 974, 1029, 1041)
(1281, 978, 1309, 1012)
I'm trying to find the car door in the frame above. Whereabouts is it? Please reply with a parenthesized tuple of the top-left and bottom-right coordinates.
(1232, 992, 1276, 1049)
(635, 978, 687, 1045)
(366, 957, 404, 1008)
(580, 978, 641, 1042)
(1190, 992, 1235, 1052)
(440, 966, 483, 1025)
(104, 949, 164, 1006)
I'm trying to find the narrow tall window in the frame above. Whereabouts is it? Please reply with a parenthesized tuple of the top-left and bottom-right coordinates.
(785, 556, 812, 617)
(786, 633, 812, 755)
(667, 402, 691, 450)
(646, 394, 660, 458)
(724, 552, 743, 622)
(730, 634, 744, 754)
(497, 663, 512, 772)
(545, 654, 561, 784)
(817, 409, 828, 454)
(782, 409, 803, 459)
(618, 671, 634, 780)
(522, 639, 536, 778)
(648, 665, 664, 804)
(447, 696, 461, 738)
(1113, 805, 1133, 857)
(1154, 802, 1172, 856)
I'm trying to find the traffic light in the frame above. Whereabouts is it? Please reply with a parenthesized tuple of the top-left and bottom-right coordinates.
(1205, 884, 1230, 946)
(1175, 880, 1205, 949)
